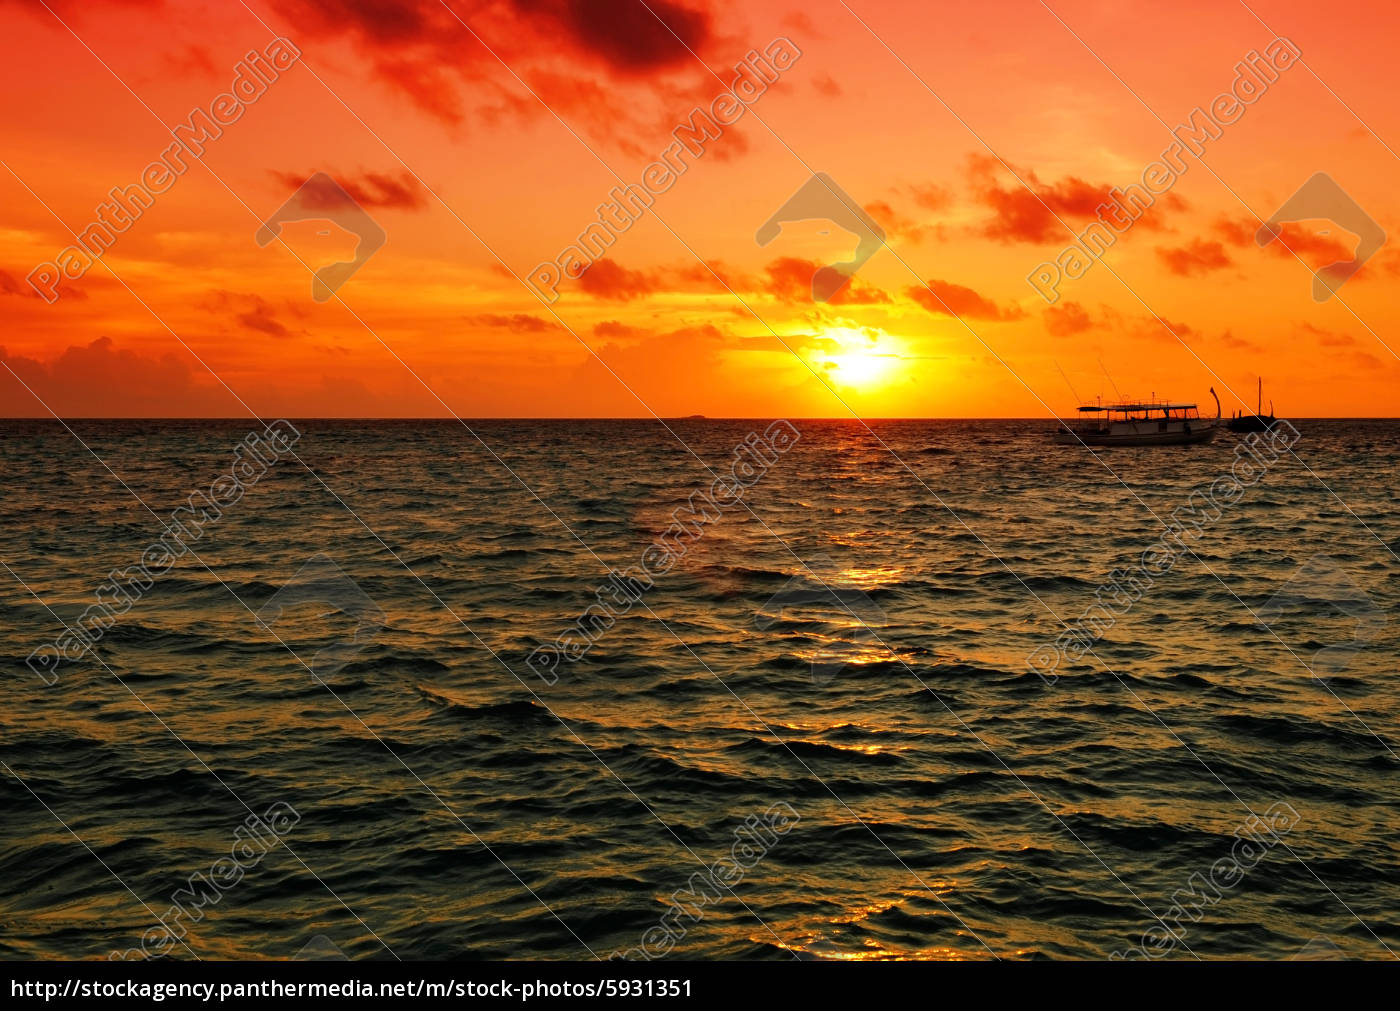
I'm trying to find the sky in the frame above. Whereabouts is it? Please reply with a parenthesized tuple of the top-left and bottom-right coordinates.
(2, 0, 1398, 418)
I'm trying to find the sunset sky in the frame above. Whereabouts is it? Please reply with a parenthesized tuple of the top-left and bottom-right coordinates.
(2, 0, 1398, 418)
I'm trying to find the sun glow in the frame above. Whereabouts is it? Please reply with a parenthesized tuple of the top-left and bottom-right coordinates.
(819, 328, 901, 389)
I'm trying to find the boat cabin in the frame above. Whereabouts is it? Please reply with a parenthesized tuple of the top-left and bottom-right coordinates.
(1073, 401, 1203, 434)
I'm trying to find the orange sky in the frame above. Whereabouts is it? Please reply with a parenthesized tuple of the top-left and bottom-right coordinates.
(2, 0, 1397, 418)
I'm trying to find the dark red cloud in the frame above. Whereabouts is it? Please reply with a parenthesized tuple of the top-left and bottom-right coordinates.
(269, 0, 718, 128)
(575, 259, 662, 301)
(594, 320, 648, 339)
(238, 303, 292, 339)
(908, 279, 1024, 321)
(1, 269, 44, 299)
(0, 337, 237, 417)
(967, 154, 1110, 244)
(667, 259, 761, 295)
(269, 170, 429, 211)
(554, 0, 712, 74)
(469, 313, 556, 332)
(1156, 238, 1232, 276)
(863, 199, 931, 245)
(200, 291, 303, 339)
(967, 154, 1185, 244)
(763, 257, 891, 305)
(376, 58, 469, 125)
(1214, 215, 1354, 268)
(1044, 301, 1092, 336)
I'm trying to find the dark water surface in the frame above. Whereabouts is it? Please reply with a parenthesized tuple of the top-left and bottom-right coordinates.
(1, 419, 1396, 960)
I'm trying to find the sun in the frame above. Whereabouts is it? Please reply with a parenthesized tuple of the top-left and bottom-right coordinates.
(820, 327, 899, 389)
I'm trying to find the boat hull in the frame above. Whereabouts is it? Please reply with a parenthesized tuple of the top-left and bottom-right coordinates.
(1227, 415, 1276, 433)
(1054, 424, 1220, 447)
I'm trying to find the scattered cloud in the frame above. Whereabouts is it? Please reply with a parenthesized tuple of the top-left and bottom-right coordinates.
(269, 169, 429, 211)
(864, 199, 933, 245)
(575, 259, 662, 301)
(1044, 300, 1092, 336)
(468, 312, 557, 333)
(1215, 215, 1354, 267)
(764, 256, 891, 305)
(904, 181, 954, 212)
(201, 291, 305, 339)
(966, 153, 1185, 243)
(1156, 238, 1232, 276)
(908, 278, 1025, 321)
(1300, 321, 1355, 347)
(0, 337, 233, 417)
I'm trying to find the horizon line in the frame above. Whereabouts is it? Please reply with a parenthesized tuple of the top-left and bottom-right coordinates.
(3, 416, 1396, 422)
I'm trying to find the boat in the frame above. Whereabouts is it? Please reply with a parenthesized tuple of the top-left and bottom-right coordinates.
(1227, 378, 1277, 433)
(1054, 389, 1221, 446)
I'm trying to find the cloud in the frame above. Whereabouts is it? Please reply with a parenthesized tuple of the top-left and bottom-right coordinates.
(1215, 215, 1354, 266)
(268, 0, 721, 136)
(238, 304, 292, 338)
(468, 313, 557, 333)
(907, 279, 1025, 321)
(966, 153, 1111, 244)
(863, 199, 932, 245)
(904, 182, 954, 212)
(1044, 301, 1092, 336)
(667, 259, 761, 295)
(555, 0, 713, 74)
(1156, 238, 1232, 276)
(966, 153, 1185, 244)
(0, 337, 238, 417)
(200, 291, 304, 339)
(763, 256, 891, 305)
(1148, 316, 1195, 340)
(1300, 322, 1355, 347)
(575, 259, 662, 301)
(594, 320, 648, 339)
(0, 269, 42, 299)
(268, 170, 429, 211)
(1218, 330, 1262, 352)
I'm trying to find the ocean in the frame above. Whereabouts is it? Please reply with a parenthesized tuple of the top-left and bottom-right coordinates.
(1, 418, 1396, 960)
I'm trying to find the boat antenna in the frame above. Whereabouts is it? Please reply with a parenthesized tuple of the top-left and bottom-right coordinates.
(1097, 357, 1125, 402)
(1054, 360, 1084, 404)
